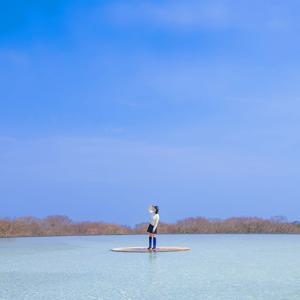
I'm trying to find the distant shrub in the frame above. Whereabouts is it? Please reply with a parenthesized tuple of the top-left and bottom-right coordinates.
(0, 215, 299, 237)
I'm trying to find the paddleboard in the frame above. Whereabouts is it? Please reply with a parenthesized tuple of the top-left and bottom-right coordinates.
(111, 246, 190, 253)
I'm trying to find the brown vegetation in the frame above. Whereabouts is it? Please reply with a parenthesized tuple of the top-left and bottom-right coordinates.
(0, 215, 299, 237)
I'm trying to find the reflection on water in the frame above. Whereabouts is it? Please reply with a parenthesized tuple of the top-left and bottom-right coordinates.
(148, 251, 157, 261)
(148, 251, 157, 273)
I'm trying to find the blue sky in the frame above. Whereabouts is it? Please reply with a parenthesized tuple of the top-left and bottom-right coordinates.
(1, 0, 300, 225)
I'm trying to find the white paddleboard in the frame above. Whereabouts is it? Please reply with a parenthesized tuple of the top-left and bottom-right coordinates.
(111, 246, 190, 253)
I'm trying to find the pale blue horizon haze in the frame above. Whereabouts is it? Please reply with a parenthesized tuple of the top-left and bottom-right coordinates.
(1, 0, 300, 226)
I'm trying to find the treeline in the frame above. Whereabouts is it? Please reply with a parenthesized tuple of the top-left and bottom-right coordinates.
(0, 215, 299, 237)
(0, 216, 131, 237)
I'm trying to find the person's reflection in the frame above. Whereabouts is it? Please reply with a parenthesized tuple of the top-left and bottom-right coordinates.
(147, 251, 158, 290)
(148, 251, 157, 263)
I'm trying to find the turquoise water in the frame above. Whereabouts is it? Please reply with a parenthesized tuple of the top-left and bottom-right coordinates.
(1, 234, 300, 300)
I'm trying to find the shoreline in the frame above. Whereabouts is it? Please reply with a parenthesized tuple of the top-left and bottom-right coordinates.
(2, 232, 300, 239)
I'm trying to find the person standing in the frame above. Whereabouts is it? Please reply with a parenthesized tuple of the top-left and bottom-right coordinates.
(147, 205, 159, 251)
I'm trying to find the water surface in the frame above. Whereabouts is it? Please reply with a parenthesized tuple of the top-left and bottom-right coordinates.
(1, 234, 300, 300)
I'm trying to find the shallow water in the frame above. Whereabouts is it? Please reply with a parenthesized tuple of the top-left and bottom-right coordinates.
(1, 234, 300, 300)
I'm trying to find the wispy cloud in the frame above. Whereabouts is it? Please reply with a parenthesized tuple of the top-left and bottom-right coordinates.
(105, 0, 298, 32)
(107, 1, 229, 30)
(1, 134, 300, 222)
(0, 135, 297, 184)
(0, 49, 30, 66)
(0, 136, 17, 143)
